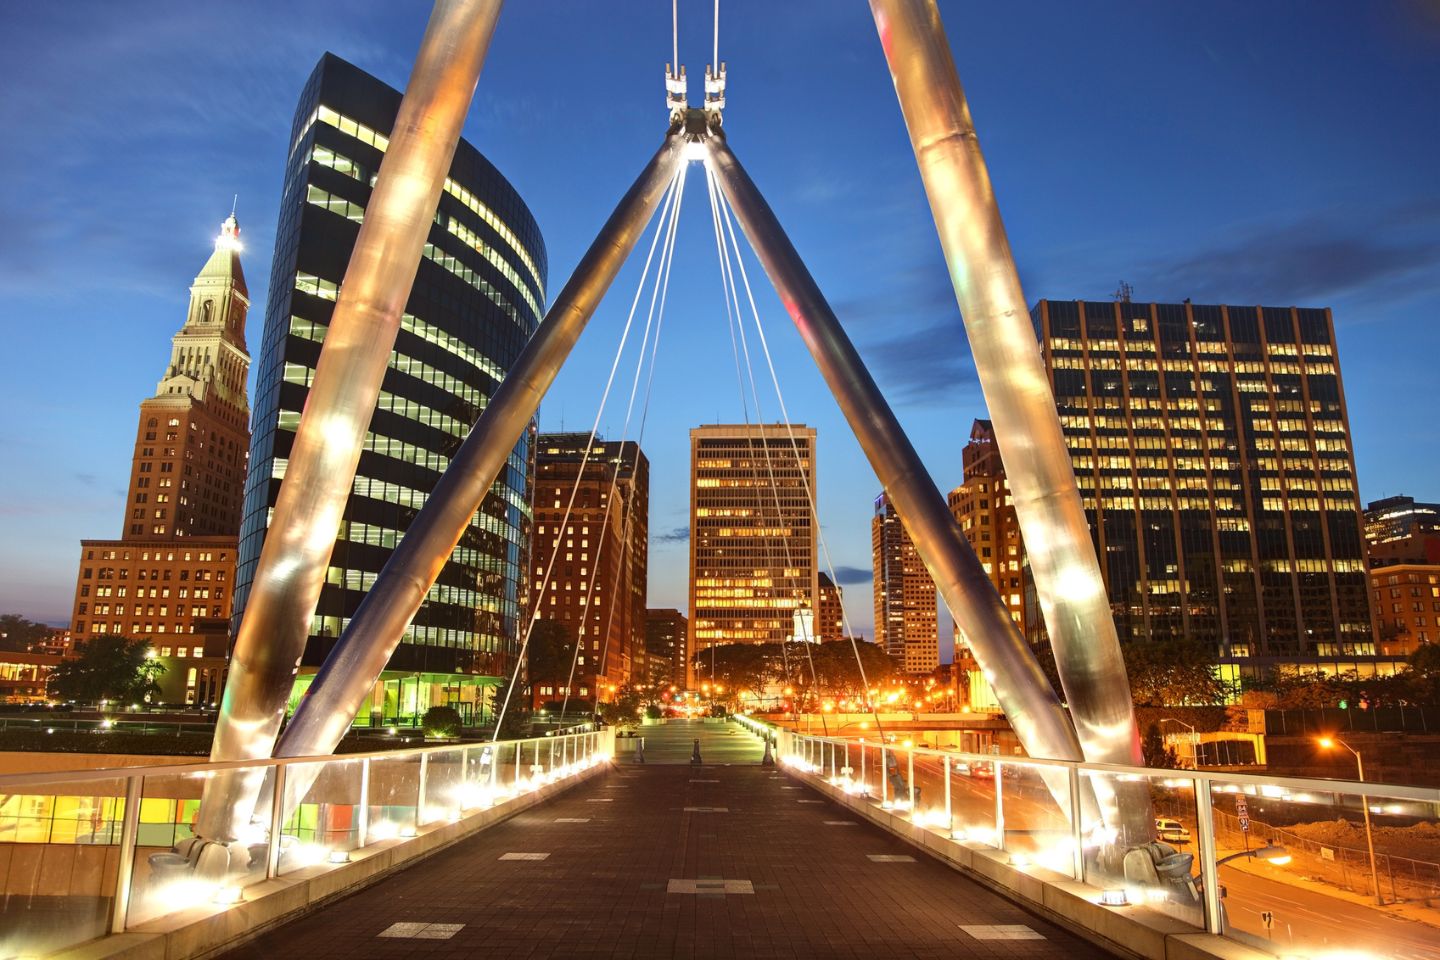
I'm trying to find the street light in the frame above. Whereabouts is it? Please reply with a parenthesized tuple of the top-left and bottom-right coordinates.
(1159, 718, 1199, 768)
(1318, 736, 1383, 905)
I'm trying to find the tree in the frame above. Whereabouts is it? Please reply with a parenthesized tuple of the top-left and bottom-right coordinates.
(691, 643, 777, 702)
(0, 614, 51, 653)
(49, 637, 164, 704)
(1140, 722, 1179, 768)
(422, 705, 463, 738)
(798, 640, 897, 703)
(1123, 641, 1236, 706)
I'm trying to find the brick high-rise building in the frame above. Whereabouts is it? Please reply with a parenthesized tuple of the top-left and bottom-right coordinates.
(689, 424, 818, 685)
(644, 608, 687, 689)
(948, 420, 1027, 636)
(871, 492, 938, 674)
(529, 434, 648, 703)
(1031, 299, 1376, 672)
(816, 572, 846, 642)
(68, 212, 252, 705)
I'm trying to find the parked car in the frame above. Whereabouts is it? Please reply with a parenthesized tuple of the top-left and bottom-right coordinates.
(1155, 817, 1192, 844)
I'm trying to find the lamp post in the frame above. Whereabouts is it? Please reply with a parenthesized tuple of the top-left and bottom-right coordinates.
(1160, 718, 1200, 768)
(1318, 736, 1383, 905)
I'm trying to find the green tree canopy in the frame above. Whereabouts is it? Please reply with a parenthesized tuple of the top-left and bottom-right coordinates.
(691, 642, 777, 702)
(48, 636, 164, 704)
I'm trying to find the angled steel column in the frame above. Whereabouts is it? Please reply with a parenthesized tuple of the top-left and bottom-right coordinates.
(273, 129, 687, 767)
(868, 0, 1143, 774)
(706, 132, 1083, 766)
(197, 0, 506, 843)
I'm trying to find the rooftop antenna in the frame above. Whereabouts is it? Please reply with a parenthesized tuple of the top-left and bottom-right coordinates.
(1113, 280, 1133, 303)
(231, 194, 238, 216)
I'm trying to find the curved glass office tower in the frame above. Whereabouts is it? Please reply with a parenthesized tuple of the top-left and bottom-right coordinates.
(236, 54, 546, 724)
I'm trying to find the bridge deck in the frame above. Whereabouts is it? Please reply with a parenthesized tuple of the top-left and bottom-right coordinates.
(224, 726, 1115, 959)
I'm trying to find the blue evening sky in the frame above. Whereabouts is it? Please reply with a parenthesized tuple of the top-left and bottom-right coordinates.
(1, 2, 1437, 651)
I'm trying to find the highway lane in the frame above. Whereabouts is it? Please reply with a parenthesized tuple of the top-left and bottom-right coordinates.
(1219, 865, 1440, 960)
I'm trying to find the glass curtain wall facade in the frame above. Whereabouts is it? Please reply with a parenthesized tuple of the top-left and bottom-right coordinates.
(1032, 300, 1375, 667)
(236, 54, 546, 724)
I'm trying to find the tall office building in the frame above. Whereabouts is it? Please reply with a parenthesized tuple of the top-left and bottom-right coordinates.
(529, 433, 648, 703)
(1365, 495, 1440, 568)
(689, 424, 818, 683)
(236, 54, 546, 724)
(948, 419, 1027, 637)
(1031, 299, 1375, 669)
(871, 492, 938, 674)
(816, 572, 846, 642)
(69, 212, 252, 705)
(644, 608, 687, 688)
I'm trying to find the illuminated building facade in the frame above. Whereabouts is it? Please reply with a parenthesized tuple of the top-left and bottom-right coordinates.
(236, 54, 546, 724)
(1365, 495, 1440, 568)
(644, 608, 687, 688)
(68, 212, 251, 706)
(872, 491, 938, 674)
(529, 433, 648, 703)
(948, 419, 1026, 708)
(1032, 299, 1375, 665)
(688, 424, 817, 684)
(1369, 564, 1440, 657)
(816, 572, 846, 642)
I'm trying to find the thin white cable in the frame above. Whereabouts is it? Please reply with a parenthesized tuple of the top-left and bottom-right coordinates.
(491, 168, 682, 740)
(558, 162, 688, 720)
(715, 185, 884, 720)
(713, 0, 720, 76)
(703, 164, 822, 711)
(673, 0, 679, 73)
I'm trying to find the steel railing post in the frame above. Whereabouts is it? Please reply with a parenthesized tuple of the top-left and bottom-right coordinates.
(1069, 765, 1085, 881)
(1195, 776, 1223, 935)
(908, 750, 916, 810)
(994, 761, 1006, 851)
(860, 744, 867, 796)
(358, 758, 371, 847)
(880, 747, 889, 805)
(943, 756, 953, 837)
(266, 764, 287, 879)
(416, 753, 429, 827)
(110, 774, 143, 933)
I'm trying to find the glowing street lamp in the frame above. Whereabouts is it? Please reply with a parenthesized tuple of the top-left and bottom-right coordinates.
(1318, 736, 1383, 904)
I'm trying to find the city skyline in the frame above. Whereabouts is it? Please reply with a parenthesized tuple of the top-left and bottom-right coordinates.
(2, 3, 1438, 646)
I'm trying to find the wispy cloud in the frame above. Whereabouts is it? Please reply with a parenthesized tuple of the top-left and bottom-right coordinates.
(653, 524, 689, 544)
(1135, 198, 1440, 311)
(831, 565, 872, 586)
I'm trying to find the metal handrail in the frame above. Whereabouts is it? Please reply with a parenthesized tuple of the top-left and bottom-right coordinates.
(777, 728, 1440, 803)
(772, 723, 1440, 941)
(0, 730, 601, 790)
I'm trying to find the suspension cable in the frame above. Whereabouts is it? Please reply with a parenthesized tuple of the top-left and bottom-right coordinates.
(703, 162, 825, 726)
(490, 167, 683, 741)
(713, 180, 888, 740)
(558, 161, 688, 722)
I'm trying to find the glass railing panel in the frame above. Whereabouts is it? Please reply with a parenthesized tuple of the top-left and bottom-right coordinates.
(1207, 775, 1440, 958)
(999, 760, 1077, 877)
(363, 754, 421, 843)
(418, 748, 465, 825)
(125, 765, 267, 927)
(946, 752, 1000, 848)
(1079, 769, 1204, 929)
(0, 772, 127, 955)
(275, 758, 363, 875)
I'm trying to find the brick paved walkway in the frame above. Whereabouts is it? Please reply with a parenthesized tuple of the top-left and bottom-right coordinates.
(223, 763, 1116, 960)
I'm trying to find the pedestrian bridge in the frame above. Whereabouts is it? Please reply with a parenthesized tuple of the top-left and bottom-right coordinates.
(1, 719, 1433, 960)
